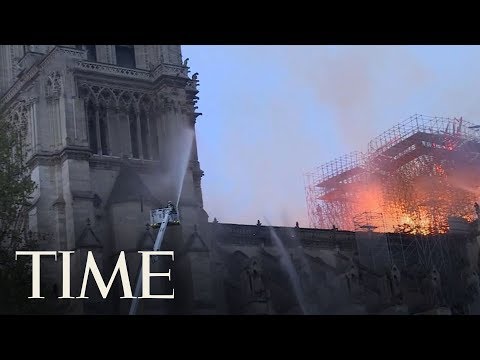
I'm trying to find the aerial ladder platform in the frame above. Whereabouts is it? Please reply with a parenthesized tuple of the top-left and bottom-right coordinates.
(129, 202, 180, 315)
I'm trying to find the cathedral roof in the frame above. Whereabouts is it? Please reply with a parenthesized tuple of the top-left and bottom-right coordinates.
(107, 165, 158, 206)
(183, 226, 209, 253)
(77, 219, 102, 249)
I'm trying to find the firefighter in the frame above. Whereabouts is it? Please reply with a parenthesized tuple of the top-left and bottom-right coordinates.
(167, 201, 177, 214)
(167, 201, 180, 224)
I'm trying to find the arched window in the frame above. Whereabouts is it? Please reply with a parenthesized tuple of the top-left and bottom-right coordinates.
(140, 108, 150, 160)
(149, 110, 159, 160)
(129, 105, 139, 158)
(99, 102, 108, 155)
(86, 99, 98, 154)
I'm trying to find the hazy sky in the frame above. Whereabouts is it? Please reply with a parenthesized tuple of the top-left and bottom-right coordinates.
(182, 45, 480, 227)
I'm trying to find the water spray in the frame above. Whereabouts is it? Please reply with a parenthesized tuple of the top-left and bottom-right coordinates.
(264, 217, 308, 315)
(172, 126, 195, 210)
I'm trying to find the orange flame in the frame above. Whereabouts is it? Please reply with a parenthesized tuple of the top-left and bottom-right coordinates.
(345, 162, 476, 235)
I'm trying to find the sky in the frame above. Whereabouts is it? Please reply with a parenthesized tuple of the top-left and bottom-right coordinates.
(182, 45, 480, 227)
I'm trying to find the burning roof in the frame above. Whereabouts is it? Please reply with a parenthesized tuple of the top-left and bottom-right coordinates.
(305, 115, 480, 234)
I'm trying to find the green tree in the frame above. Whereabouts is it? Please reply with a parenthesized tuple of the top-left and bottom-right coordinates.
(0, 109, 69, 314)
(0, 109, 35, 244)
(0, 108, 38, 313)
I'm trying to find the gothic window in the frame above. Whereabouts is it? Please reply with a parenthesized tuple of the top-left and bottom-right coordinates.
(140, 108, 150, 160)
(129, 105, 139, 158)
(149, 110, 160, 160)
(86, 99, 98, 154)
(86, 45, 97, 62)
(99, 102, 109, 155)
(116, 45, 136, 68)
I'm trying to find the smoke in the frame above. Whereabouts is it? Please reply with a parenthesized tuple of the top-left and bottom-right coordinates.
(449, 169, 480, 196)
(185, 45, 480, 227)
(411, 46, 480, 122)
(280, 46, 432, 151)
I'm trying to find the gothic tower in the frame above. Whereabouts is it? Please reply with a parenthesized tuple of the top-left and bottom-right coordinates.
(0, 45, 213, 314)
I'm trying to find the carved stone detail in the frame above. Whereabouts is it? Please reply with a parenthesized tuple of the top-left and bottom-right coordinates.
(1, 46, 85, 106)
(46, 71, 63, 98)
(77, 81, 158, 112)
(241, 257, 270, 302)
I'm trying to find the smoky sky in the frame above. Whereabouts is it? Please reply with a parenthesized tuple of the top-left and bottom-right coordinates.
(182, 45, 480, 227)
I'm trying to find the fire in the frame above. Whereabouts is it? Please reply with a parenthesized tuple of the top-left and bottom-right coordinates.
(433, 164, 445, 176)
(395, 213, 433, 235)
(306, 116, 480, 234)
(346, 162, 476, 235)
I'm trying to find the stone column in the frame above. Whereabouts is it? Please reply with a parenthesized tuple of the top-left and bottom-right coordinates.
(94, 102, 101, 155)
(135, 107, 143, 159)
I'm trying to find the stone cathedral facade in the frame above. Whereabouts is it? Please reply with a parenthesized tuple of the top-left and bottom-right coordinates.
(3, 45, 480, 315)
(0, 45, 212, 314)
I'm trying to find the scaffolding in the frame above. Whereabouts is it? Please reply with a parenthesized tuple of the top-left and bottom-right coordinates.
(352, 211, 457, 292)
(387, 233, 452, 274)
(304, 151, 367, 230)
(353, 211, 385, 232)
(386, 231, 463, 307)
(354, 212, 392, 273)
(305, 114, 480, 233)
(367, 114, 479, 155)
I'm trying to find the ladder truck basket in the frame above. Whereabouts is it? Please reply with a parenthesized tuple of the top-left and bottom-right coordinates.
(150, 206, 180, 228)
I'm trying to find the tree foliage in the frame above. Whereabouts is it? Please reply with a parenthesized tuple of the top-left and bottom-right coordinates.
(0, 109, 74, 314)
(0, 109, 44, 313)
(0, 109, 36, 246)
